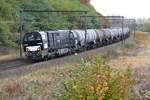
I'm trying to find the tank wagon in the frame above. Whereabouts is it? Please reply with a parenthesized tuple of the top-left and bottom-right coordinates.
(23, 28, 130, 61)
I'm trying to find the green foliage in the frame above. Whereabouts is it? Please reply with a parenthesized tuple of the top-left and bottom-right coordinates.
(58, 55, 133, 100)
(0, 18, 17, 47)
(0, 20, 9, 45)
(144, 22, 150, 32)
(3, 40, 17, 48)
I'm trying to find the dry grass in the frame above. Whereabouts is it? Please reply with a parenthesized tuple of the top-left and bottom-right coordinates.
(0, 46, 19, 61)
(110, 56, 150, 70)
(0, 55, 19, 61)
(135, 32, 150, 45)
(109, 32, 150, 99)
(0, 63, 76, 100)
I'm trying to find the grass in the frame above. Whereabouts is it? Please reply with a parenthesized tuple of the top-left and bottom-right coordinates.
(146, 43, 150, 49)
(0, 63, 76, 100)
(109, 32, 150, 99)
(109, 32, 150, 72)
(0, 46, 19, 61)
(135, 32, 150, 45)
(0, 55, 18, 61)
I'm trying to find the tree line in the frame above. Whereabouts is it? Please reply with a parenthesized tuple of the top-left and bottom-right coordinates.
(0, 0, 104, 47)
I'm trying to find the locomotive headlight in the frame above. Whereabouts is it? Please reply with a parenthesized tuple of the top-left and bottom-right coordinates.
(37, 47, 41, 51)
(26, 48, 30, 51)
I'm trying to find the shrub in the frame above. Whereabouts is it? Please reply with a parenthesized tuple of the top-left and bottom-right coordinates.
(0, 20, 9, 44)
(144, 22, 150, 32)
(4, 40, 17, 48)
(58, 55, 133, 100)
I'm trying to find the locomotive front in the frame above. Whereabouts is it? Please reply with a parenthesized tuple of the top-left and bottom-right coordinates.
(23, 31, 46, 60)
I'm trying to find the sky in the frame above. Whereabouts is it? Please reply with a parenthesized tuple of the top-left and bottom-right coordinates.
(90, 0, 150, 19)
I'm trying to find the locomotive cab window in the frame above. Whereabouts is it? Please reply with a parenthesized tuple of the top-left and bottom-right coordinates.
(24, 32, 42, 42)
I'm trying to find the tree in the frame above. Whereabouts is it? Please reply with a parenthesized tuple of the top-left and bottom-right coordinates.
(0, 21, 9, 45)
(144, 22, 150, 32)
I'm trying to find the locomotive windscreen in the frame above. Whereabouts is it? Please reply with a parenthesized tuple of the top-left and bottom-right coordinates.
(23, 32, 42, 43)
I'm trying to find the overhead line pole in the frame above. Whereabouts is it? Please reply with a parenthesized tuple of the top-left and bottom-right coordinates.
(20, 10, 23, 57)
(123, 19, 136, 39)
(84, 11, 87, 51)
(121, 16, 124, 44)
(134, 20, 136, 39)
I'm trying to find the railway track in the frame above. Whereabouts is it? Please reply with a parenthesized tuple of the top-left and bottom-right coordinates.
(0, 58, 31, 72)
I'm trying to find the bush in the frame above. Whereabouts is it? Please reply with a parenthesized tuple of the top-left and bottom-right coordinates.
(58, 55, 133, 100)
(4, 40, 17, 48)
(144, 22, 150, 32)
(0, 20, 9, 45)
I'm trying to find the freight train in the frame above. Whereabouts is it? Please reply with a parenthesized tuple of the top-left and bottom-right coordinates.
(23, 27, 130, 61)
